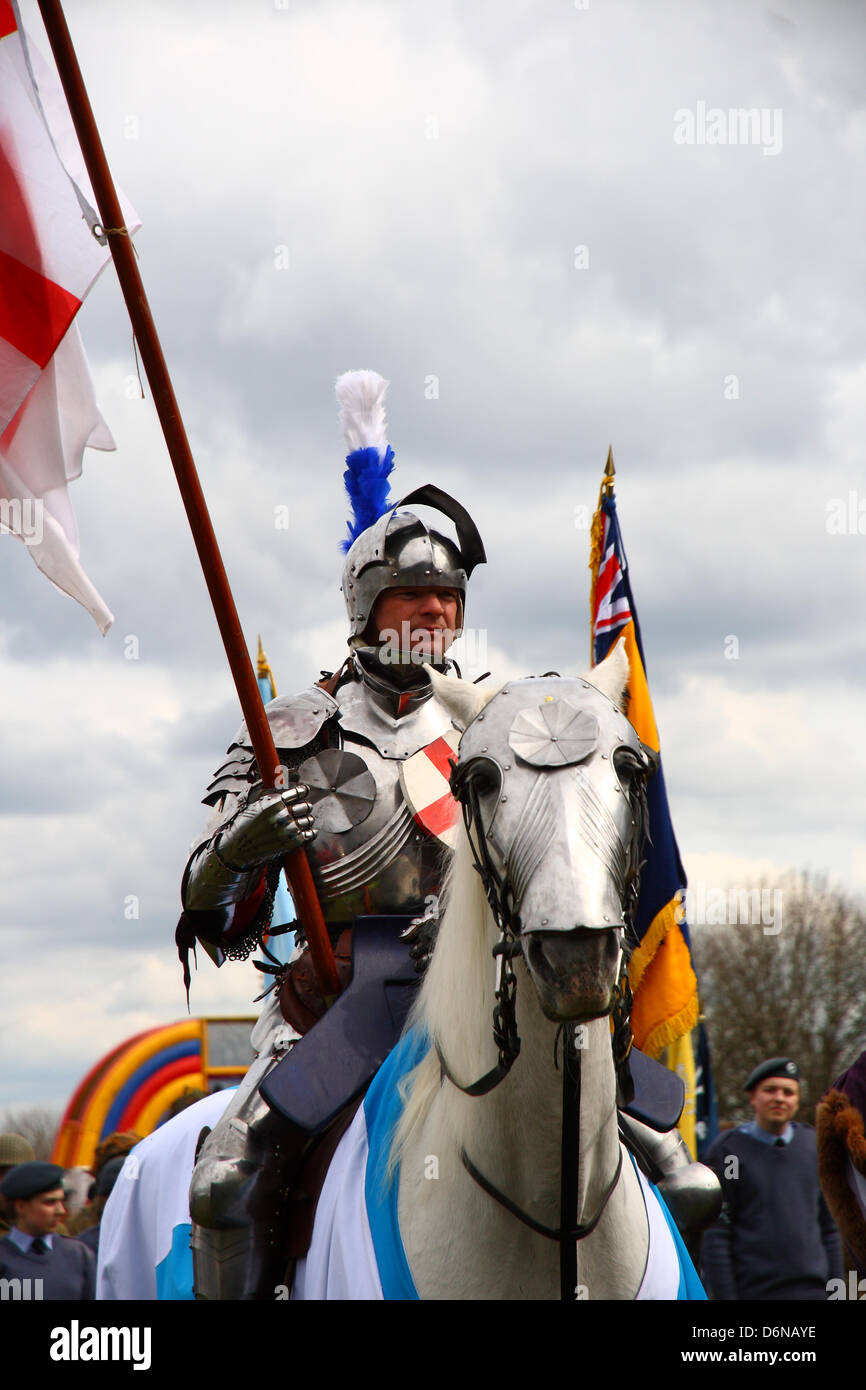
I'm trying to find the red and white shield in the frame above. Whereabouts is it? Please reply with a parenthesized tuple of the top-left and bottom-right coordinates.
(399, 730, 462, 848)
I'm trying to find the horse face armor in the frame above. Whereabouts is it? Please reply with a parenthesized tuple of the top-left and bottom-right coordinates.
(455, 678, 651, 936)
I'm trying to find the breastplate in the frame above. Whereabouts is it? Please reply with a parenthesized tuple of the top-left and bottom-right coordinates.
(297, 679, 458, 924)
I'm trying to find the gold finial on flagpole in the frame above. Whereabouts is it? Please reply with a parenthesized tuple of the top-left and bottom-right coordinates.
(602, 445, 615, 495)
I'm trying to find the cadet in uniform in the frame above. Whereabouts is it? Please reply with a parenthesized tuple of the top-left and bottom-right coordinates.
(701, 1058, 842, 1300)
(0, 1161, 95, 1299)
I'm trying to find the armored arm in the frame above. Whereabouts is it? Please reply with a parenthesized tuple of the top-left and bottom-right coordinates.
(174, 686, 340, 990)
(183, 784, 315, 912)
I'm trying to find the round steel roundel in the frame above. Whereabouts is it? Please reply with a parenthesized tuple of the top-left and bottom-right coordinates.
(508, 699, 599, 767)
(296, 749, 376, 833)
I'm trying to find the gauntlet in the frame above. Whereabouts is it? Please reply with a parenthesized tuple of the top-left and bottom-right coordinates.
(184, 784, 315, 911)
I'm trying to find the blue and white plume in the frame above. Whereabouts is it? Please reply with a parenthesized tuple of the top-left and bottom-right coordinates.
(337, 370, 396, 552)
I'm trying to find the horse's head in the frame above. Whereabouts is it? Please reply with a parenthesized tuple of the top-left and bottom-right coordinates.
(428, 640, 652, 1024)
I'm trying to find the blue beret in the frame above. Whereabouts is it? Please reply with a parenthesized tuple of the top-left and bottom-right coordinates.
(744, 1057, 800, 1091)
(0, 1161, 66, 1201)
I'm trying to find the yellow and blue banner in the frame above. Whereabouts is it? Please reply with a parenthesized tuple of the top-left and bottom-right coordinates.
(589, 458, 700, 1149)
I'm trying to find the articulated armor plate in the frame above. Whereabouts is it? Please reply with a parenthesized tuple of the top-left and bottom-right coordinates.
(619, 1112, 722, 1239)
(189, 659, 459, 931)
(202, 688, 340, 807)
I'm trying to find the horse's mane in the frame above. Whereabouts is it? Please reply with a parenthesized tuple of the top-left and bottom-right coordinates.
(388, 819, 500, 1175)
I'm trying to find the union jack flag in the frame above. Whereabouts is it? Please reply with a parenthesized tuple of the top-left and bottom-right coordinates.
(591, 492, 634, 653)
(589, 465, 702, 1154)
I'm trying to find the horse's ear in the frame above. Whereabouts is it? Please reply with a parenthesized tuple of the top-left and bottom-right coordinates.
(424, 665, 498, 730)
(580, 634, 630, 710)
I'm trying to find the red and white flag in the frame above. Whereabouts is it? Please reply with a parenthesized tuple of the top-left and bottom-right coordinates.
(0, 0, 138, 633)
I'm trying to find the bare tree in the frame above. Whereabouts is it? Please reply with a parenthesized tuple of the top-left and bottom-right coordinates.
(0, 1105, 62, 1160)
(692, 873, 866, 1126)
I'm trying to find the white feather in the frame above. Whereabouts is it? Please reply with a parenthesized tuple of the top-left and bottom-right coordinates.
(335, 370, 390, 454)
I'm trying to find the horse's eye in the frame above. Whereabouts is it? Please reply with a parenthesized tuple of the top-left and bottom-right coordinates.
(463, 759, 500, 798)
(612, 749, 645, 789)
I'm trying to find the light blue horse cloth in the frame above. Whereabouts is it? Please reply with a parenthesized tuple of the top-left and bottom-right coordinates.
(292, 1028, 707, 1300)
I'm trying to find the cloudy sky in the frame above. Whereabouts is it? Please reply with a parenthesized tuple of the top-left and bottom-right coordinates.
(1, 0, 864, 1117)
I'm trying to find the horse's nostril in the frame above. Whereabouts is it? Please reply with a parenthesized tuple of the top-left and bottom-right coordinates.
(533, 935, 572, 978)
(528, 932, 583, 981)
(527, 928, 620, 983)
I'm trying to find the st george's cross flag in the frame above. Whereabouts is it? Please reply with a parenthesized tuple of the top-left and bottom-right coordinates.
(589, 465, 700, 1150)
(0, 1, 138, 632)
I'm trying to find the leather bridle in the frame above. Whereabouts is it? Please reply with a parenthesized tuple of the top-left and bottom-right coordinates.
(438, 747, 648, 1298)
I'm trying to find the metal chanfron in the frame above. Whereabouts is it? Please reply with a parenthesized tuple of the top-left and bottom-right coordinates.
(457, 679, 649, 934)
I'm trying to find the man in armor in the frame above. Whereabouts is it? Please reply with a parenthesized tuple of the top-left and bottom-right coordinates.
(178, 371, 487, 1298)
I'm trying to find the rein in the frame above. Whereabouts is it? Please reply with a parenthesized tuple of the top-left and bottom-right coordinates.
(460, 1145, 624, 1244)
(458, 1022, 624, 1299)
(434, 771, 523, 1097)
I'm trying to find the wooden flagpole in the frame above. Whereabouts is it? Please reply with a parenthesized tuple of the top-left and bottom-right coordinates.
(36, 0, 340, 996)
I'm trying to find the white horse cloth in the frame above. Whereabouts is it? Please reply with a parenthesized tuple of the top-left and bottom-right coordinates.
(293, 1029, 706, 1300)
(97, 1088, 235, 1300)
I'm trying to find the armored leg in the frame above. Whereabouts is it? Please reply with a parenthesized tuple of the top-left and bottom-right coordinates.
(190, 1003, 305, 1301)
(619, 1112, 721, 1263)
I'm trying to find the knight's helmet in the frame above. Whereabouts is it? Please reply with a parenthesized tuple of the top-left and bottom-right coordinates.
(336, 371, 486, 648)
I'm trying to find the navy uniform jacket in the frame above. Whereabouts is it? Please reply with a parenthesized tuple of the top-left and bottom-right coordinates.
(0, 1231, 96, 1300)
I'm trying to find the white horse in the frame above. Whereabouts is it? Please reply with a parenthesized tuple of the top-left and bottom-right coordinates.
(292, 642, 706, 1301)
(98, 642, 705, 1301)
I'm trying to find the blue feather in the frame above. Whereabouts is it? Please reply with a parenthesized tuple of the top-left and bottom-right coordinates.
(340, 445, 395, 552)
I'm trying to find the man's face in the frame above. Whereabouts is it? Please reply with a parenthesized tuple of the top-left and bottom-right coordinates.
(372, 586, 461, 665)
(13, 1186, 67, 1237)
(749, 1077, 800, 1133)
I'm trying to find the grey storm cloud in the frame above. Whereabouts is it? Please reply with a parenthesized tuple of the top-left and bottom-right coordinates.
(2, 0, 865, 1111)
